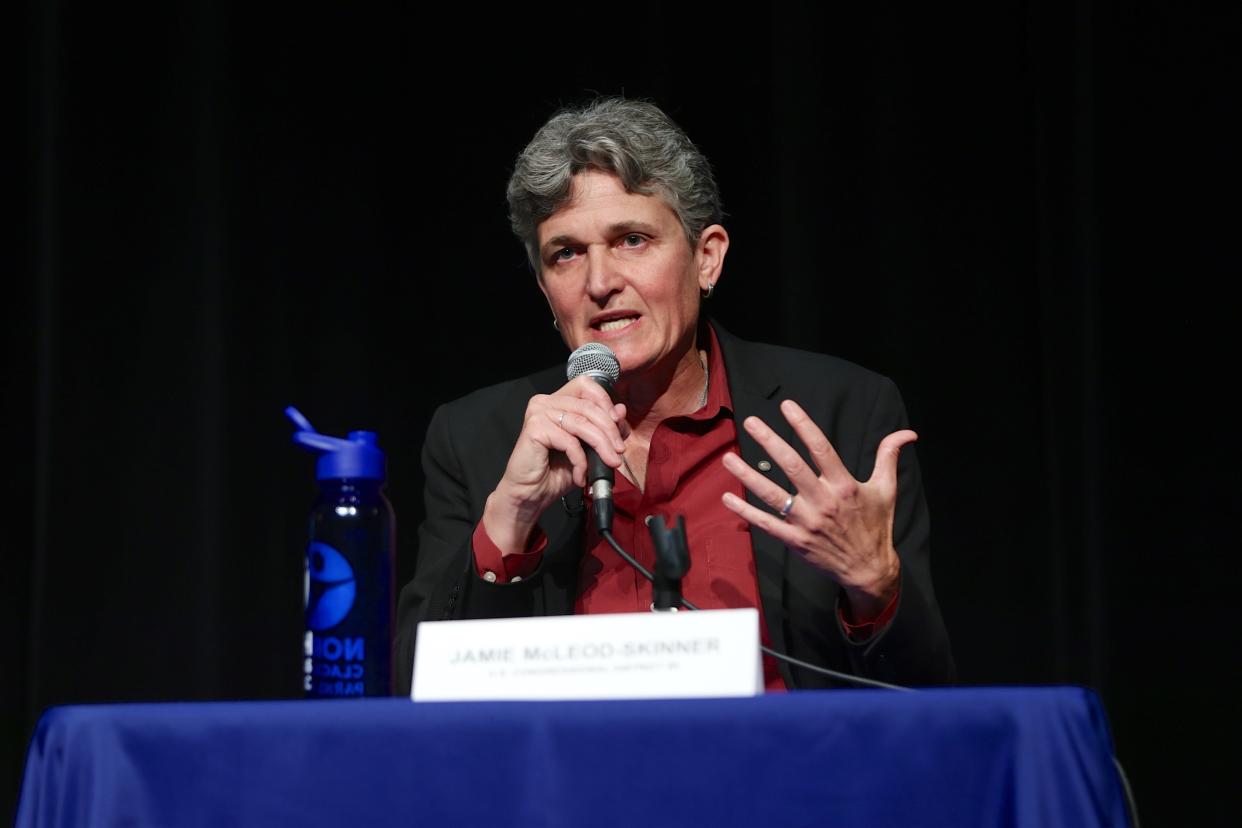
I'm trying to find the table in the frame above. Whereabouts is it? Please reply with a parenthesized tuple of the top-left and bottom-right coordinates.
(16, 687, 1130, 827)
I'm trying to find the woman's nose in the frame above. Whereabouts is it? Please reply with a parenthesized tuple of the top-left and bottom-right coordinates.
(585, 246, 623, 301)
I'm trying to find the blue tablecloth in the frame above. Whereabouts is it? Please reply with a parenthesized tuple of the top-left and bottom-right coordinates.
(16, 687, 1129, 827)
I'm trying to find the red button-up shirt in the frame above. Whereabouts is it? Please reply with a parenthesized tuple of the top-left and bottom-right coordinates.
(473, 324, 897, 691)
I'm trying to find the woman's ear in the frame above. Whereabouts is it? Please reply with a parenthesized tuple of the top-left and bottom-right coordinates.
(695, 224, 730, 293)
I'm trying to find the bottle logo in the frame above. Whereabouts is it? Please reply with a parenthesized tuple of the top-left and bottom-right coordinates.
(306, 542, 356, 631)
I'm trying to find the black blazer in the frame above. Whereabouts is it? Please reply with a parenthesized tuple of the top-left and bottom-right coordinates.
(394, 321, 954, 693)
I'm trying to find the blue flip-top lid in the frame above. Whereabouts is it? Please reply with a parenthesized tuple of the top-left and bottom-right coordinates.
(286, 406, 386, 481)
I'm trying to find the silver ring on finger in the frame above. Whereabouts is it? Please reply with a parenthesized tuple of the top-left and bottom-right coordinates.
(779, 494, 795, 519)
(557, 411, 566, 427)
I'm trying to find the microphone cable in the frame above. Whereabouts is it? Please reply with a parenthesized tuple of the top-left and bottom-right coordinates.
(603, 528, 1142, 824)
(600, 527, 1142, 824)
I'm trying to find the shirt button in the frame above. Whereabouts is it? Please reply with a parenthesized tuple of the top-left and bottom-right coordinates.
(644, 515, 654, 526)
(482, 571, 497, 583)
(758, 460, 772, 472)
(511, 576, 522, 583)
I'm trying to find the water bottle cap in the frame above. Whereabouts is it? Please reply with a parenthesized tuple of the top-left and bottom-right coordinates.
(286, 407, 386, 481)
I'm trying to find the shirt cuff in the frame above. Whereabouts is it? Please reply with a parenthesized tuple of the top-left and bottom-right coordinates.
(472, 522, 547, 584)
(839, 587, 900, 643)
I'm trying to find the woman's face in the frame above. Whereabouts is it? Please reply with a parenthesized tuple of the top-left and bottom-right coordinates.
(535, 170, 723, 379)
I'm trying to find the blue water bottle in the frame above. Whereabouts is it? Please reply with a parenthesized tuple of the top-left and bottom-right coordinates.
(287, 407, 395, 698)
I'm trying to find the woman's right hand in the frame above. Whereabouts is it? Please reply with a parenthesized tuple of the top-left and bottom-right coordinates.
(481, 376, 628, 556)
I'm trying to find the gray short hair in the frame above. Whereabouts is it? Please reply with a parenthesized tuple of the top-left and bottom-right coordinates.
(506, 97, 723, 273)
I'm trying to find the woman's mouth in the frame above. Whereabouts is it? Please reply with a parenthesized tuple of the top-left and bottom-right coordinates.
(593, 315, 641, 333)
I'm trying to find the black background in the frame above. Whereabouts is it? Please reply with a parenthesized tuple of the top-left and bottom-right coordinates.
(8, 2, 1238, 824)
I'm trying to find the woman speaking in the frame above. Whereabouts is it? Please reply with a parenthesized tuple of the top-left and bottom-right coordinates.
(394, 98, 953, 692)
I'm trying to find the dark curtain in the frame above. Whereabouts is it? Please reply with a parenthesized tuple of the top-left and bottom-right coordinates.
(8, 2, 1236, 823)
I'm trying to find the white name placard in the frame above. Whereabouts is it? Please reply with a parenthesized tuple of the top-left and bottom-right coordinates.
(411, 608, 762, 701)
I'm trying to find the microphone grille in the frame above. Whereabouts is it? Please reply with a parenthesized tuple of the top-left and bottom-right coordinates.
(566, 342, 620, 387)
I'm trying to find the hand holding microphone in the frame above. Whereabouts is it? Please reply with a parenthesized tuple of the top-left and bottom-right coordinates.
(482, 343, 625, 555)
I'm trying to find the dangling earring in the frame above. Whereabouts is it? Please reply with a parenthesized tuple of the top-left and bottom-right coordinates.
(552, 318, 560, 331)
(701, 281, 715, 299)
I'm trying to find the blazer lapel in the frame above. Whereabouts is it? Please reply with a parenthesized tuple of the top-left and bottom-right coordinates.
(712, 321, 794, 678)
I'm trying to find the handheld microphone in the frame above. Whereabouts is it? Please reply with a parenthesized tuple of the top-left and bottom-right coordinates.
(566, 343, 621, 532)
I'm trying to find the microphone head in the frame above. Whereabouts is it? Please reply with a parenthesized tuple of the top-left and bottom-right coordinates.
(566, 342, 620, 388)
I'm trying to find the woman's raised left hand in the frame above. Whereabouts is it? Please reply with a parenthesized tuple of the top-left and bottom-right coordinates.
(719, 399, 915, 620)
